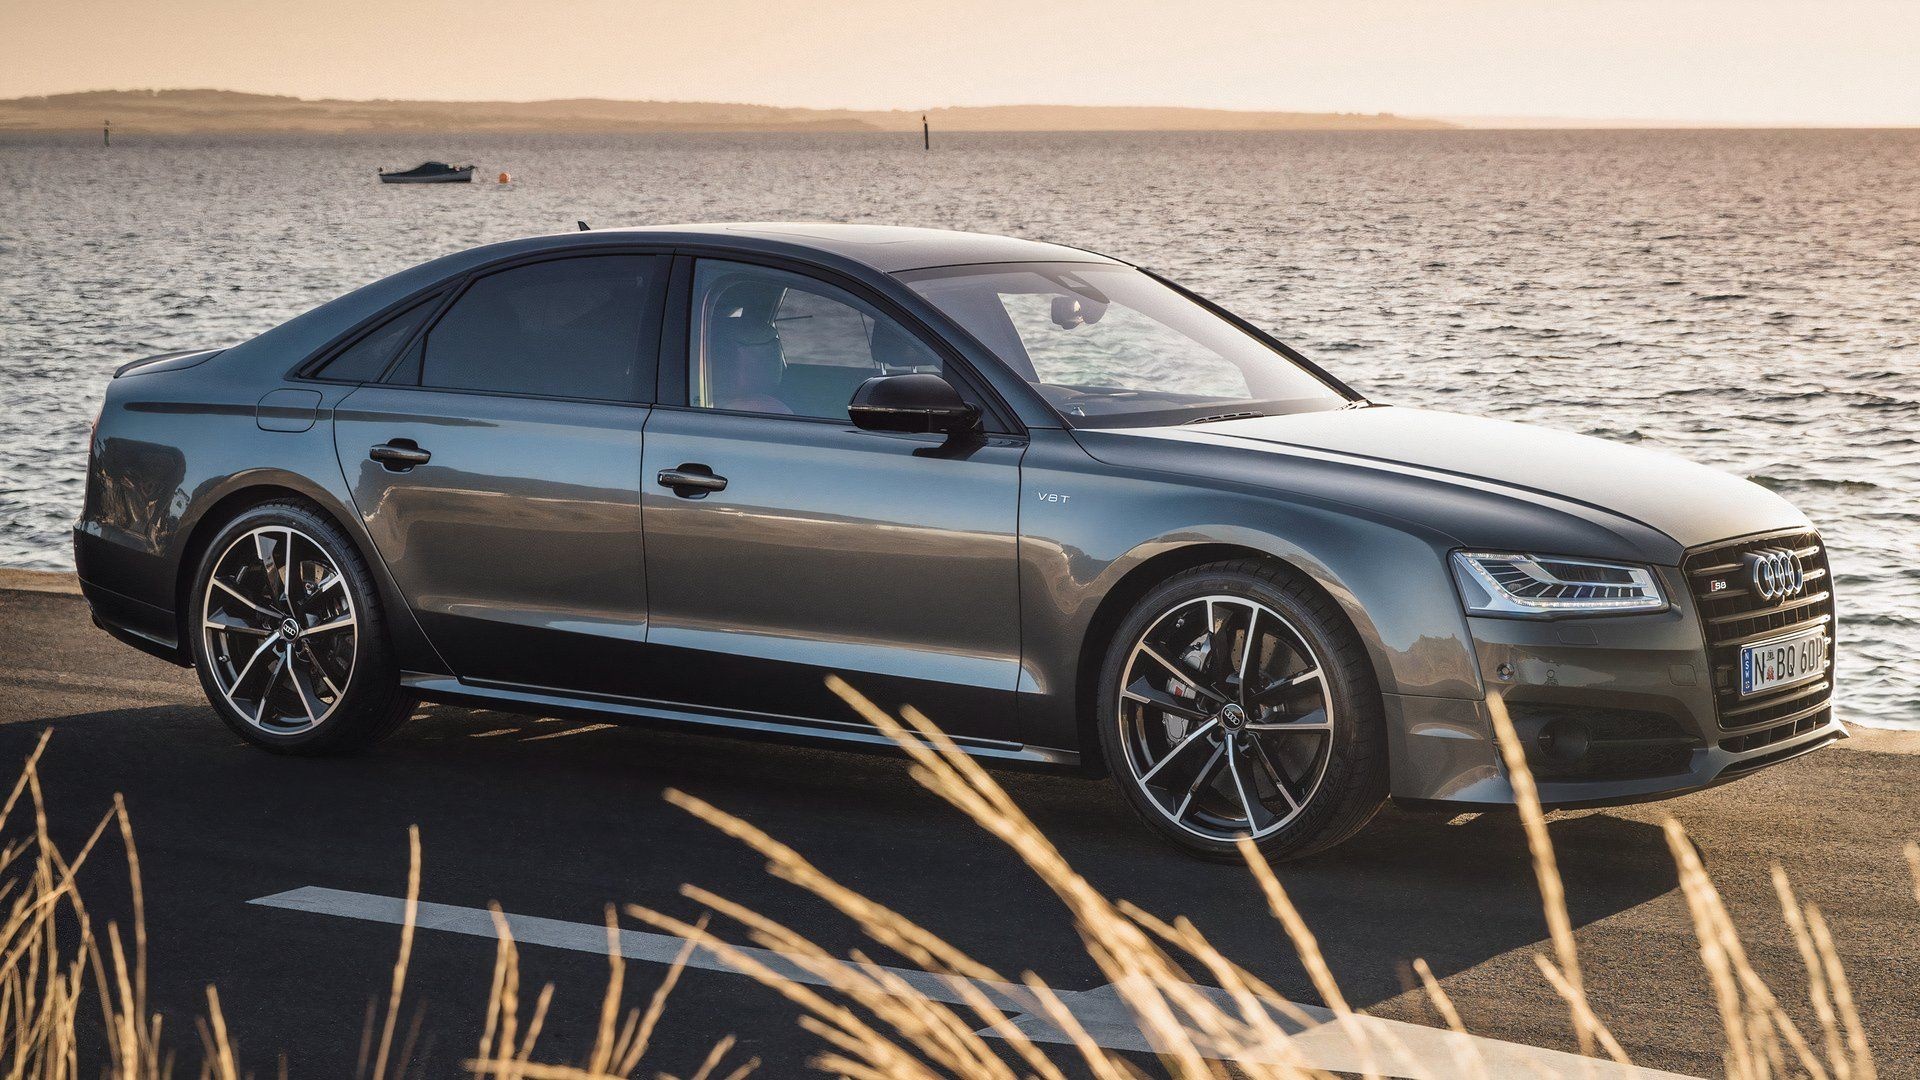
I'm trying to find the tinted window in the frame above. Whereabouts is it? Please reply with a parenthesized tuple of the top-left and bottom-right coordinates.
(419, 256, 662, 400)
(690, 260, 941, 420)
(314, 294, 440, 382)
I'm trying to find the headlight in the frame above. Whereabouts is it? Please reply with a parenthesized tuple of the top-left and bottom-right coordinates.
(1451, 551, 1666, 617)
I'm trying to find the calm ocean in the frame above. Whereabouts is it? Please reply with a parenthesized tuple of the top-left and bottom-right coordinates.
(2, 129, 1915, 726)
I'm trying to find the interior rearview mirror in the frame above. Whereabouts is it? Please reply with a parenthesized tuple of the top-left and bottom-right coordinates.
(848, 373, 981, 435)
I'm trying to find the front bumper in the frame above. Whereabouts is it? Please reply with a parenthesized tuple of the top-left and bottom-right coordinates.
(1386, 556, 1845, 808)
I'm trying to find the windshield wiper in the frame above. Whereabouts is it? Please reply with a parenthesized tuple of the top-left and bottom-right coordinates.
(1184, 411, 1268, 425)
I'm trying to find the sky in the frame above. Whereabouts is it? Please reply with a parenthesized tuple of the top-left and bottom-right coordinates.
(4, 0, 1919, 126)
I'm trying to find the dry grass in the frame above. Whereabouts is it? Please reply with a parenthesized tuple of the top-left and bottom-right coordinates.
(0, 687, 1906, 1078)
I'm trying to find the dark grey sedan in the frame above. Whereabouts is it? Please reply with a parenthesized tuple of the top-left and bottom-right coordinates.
(76, 224, 1842, 859)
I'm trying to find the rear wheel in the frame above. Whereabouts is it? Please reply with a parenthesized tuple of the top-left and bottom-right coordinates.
(1097, 559, 1387, 861)
(188, 501, 412, 753)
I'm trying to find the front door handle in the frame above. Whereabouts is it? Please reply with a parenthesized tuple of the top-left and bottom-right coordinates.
(656, 464, 727, 498)
(369, 441, 431, 471)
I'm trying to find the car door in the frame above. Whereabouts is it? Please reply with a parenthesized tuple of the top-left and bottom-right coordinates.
(639, 256, 1026, 741)
(332, 253, 668, 696)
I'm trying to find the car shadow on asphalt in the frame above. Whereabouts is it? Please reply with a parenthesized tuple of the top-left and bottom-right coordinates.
(6, 702, 1679, 1019)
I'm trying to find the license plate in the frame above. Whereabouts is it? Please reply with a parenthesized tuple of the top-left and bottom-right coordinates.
(1740, 628, 1828, 696)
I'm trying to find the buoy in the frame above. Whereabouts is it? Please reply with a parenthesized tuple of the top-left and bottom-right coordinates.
(497, 171, 511, 184)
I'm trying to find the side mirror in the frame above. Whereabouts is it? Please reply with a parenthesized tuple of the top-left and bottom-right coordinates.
(848, 373, 981, 435)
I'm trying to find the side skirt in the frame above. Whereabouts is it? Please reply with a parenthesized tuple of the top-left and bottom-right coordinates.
(400, 673, 1079, 770)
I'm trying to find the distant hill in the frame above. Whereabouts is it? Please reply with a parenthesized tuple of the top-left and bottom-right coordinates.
(0, 89, 1454, 134)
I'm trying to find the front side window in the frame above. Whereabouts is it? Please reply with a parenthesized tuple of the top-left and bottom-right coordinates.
(900, 262, 1348, 427)
(690, 260, 941, 420)
(414, 255, 662, 401)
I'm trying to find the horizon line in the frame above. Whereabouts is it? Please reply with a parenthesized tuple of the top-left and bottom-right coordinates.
(5, 87, 1916, 131)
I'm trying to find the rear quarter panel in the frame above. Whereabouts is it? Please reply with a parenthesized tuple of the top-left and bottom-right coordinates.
(76, 356, 448, 673)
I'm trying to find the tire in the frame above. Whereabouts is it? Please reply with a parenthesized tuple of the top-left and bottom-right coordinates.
(1096, 558, 1387, 862)
(187, 500, 413, 754)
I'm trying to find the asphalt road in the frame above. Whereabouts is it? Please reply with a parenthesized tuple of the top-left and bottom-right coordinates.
(2, 572, 1916, 1078)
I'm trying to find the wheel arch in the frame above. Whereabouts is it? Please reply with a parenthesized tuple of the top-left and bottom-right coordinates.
(168, 472, 448, 676)
(1071, 541, 1379, 775)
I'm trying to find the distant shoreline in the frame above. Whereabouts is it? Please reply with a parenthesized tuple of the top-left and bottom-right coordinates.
(0, 88, 1454, 135)
(5, 92, 1912, 136)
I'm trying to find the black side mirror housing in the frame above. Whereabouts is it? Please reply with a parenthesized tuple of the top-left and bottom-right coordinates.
(848, 373, 981, 435)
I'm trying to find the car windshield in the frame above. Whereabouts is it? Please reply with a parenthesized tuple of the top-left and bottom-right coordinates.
(898, 262, 1351, 427)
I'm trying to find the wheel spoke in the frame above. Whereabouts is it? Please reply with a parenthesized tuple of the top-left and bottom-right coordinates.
(282, 528, 296, 607)
(227, 633, 281, 697)
(253, 530, 281, 602)
(211, 577, 281, 625)
(1248, 667, 1321, 707)
(205, 612, 271, 636)
(253, 650, 287, 725)
(1204, 599, 1223, 684)
(1135, 644, 1227, 704)
(1138, 719, 1220, 784)
(1245, 707, 1330, 733)
(284, 646, 325, 723)
(301, 642, 346, 697)
(1204, 599, 1242, 691)
(1246, 735, 1302, 811)
(1205, 595, 1251, 687)
(1121, 678, 1210, 723)
(304, 614, 356, 636)
(1237, 605, 1262, 688)
(1173, 744, 1227, 821)
(1225, 737, 1276, 832)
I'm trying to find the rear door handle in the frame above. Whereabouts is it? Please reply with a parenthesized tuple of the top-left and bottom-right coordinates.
(369, 441, 431, 470)
(656, 465, 727, 498)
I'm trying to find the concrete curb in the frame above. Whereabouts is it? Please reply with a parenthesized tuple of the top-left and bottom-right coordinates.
(0, 568, 81, 596)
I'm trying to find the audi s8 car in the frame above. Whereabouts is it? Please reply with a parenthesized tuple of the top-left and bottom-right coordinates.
(76, 223, 1843, 859)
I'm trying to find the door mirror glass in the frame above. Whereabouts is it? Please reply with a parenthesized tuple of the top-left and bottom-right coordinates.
(848, 373, 981, 435)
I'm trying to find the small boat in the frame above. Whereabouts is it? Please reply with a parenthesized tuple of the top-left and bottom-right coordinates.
(378, 161, 475, 184)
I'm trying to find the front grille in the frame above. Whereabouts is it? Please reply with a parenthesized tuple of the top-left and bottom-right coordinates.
(1684, 529, 1836, 734)
(1719, 711, 1829, 754)
(1717, 729, 1845, 777)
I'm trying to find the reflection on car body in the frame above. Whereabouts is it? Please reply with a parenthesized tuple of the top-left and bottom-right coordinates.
(76, 223, 1842, 859)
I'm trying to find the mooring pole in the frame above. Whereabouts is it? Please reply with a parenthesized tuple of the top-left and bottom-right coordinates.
(103, 119, 110, 147)
(922, 113, 930, 151)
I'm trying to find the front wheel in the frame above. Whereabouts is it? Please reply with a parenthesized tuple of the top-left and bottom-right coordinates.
(188, 501, 413, 754)
(1096, 560, 1387, 861)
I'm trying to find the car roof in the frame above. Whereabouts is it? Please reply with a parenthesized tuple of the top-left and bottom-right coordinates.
(571, 222, 1124, 274)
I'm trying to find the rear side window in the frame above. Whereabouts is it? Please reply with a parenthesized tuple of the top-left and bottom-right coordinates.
(313, 294, 440, 382)
(416, 255, 663, 401)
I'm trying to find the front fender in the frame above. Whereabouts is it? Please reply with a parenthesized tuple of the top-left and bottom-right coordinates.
(1014, 429, 1485, 757)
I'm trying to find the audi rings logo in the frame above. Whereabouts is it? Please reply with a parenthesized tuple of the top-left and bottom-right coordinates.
(1743, 548, 1806, 602)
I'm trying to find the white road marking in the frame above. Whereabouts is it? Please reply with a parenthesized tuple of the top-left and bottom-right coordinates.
(252, 886, 1695, 1080)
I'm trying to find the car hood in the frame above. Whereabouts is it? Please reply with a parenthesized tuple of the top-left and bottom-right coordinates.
(1106, 406, 1807, 555)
